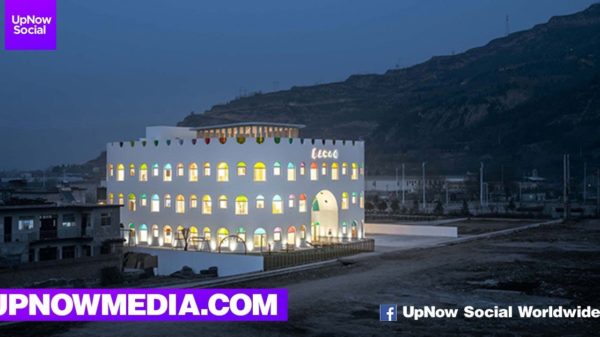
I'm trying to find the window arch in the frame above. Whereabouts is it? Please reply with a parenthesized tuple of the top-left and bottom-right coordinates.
(151, 194, 160, 212)
(253, 228, 267, 249)
(272, 195, 283, 214)
(288, 194, 295, 208)
(217, 162, 229, 182)
(321, 162, 327, 176)
(190, 194, 198, 208)
(256, 195, 265, 209)
(203, 162, 211, 176)
(203, 227, 211, 241)
(202, 195, 212, 214)
(300, 224, 306, 240)
(163, 225, 173, 245)
(237, 227, 246, 242)
(235, 195, 248, 215)
(151, 224, 159, 241)
(127, 193, 136, 212)
(108, 164, 114, 177)
(273, 161, 281, 176)
(287, 162, 296, 181)
(177, 163, 184, 177)
(164, 194, 172, 208)
(287, 226, 296, 246)
(342, 162, 348, 175)
(189, 163, 198, 182)
(189, 226, 199, 246)
(299, 194, 307, 213)
(219, 195, 228, 209)
(341, 221, 348, 236)
(139, 163, 148, 181)
(176, 225, 185, 242)
(310, 162, 318, 181)
(116, 164, 125, 181)
(352, 192, 357, 204)
(351, 163, 359, 180)
(108, 192, 114, 204)
(129, 163, 136, 177)
(359, 192, 364, 208)
(176, 195, 185, 213)
(139, 224, 148, 242)
(341, 192, 349, 209)
(140, 193, 147, 207)
(331, 162, 339, 180)
(273, 227, 282, 242)
(128, 223, 136, 244)
(163, 164, 172, 182)
(254, 162, 266, 182)
(217, 228, 229, 246)
(118, 193, 124, 205)
(237, 162, 247, 176)
(299, 162, 306, 176)
(152, 163, 159, 177)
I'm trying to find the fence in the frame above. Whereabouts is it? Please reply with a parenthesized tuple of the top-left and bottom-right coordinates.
(263, 239, 375, 271)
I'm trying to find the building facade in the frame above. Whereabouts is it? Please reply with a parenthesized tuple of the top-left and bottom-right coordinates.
(106, 123, 365, 252)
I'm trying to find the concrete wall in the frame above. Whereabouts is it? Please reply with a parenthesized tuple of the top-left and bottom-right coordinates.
(128, 247, 264, 277)
(365, 223, 458, 238)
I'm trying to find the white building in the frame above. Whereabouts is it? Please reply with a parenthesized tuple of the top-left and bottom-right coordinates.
(106, 122, 365, 253)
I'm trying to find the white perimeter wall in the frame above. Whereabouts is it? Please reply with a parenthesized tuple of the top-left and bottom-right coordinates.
(127, 247, 264, 277)
(366, 223, 458, 238)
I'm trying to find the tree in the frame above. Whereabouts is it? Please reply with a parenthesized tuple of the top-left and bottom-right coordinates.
(390, 199, 400, 213)
(461, 199, 471, 216)
(433, 200, 444, 215)
(377, 200, 388, 212)
(178, 228, 190, 251)
(410, 200, 419, 214)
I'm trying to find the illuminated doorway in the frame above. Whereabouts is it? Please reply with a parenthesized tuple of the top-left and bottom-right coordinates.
(310, 190, 339, 242)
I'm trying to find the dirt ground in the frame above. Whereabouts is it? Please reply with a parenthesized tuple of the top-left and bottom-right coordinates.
(2, 219, 600, 336)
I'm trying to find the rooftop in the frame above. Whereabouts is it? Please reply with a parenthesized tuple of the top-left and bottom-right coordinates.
(190, 121, 306, 131)
(0, 203, 120, 212)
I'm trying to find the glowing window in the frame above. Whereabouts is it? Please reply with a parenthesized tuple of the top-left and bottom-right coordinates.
(189, 163, 198, 182)
(175, 195, 185, 213)
(164, 194, 172, 208)
(253, 228, 267, 248)
(139, 224, 148, 242)
(217, 162, 229, 182)
(287, 162, 296, 181)
(164, 164, 172, 182)
(116, 164, 125, 181)
(177, 163, 184, 177)
(256, 195, 265, 209)
(288, 194, 295, 208)
(342, 222, 348, 235)
(118, 193, 124, 205)
(274, 227, 282, 241)
(152, 224, 159, 238)
(202, 195, 212, 214)
(360, 163, 365, 175)
(176, 226, 185, 240)
(351, 163, 358, 180)
(108, 164, 114, 177)
(235, 195, 248, 215)
(108, 193, 114, 204)
(352, 192, 357, 204)
(164, 226, 173, 245)
(254, 162, 266, 182)
(203, 163, 211, 176)
(342, 162, 348, 175)
(300, 225, 306, 240)
(287, 226, 296, 246)
(219, 195, 228, 209)
(128, 193, 136, 212)
(151, 194, 160, 212)
(139, 163, 148, 182)
(190, 194, 198, 208)
(321, 162, 327, 176)
(331, 162, 339, 180)
(341, 192, 349, 210)
(237, 162, 247, 176)
(217, 228, 229, 246)
(129, 163, 135, 177)
(310, 162, 318, 181)
(299, 162, 306, 176)
(152, 163, 159, 177)
(140, 194, 147, 207)
(273, 161, 281, 176)
(299, 194, 307, 213)
(360, 192, 364, 208)
(272, 195, 283, 214)
(203, 227, 211, 241)
(237, 227, 246, 242)
(189, 226, 198, 244)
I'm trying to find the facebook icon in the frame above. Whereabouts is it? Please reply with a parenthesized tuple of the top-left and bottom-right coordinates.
(379, 304, 397, 321)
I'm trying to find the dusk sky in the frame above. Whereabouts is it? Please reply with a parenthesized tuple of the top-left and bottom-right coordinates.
(0, 0, 596, 170)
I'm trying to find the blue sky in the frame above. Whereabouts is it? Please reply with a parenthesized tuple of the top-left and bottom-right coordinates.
(0, 0, 596, 170)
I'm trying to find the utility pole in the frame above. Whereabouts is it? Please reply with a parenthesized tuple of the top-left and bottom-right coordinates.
(445, 180, 449, 205)
(563, 154, 571, 219)
(395, 167, 399, 200)
(422, 162, 427, 212)
(480, 162, 484, 207)
(401, 164, 405, 205)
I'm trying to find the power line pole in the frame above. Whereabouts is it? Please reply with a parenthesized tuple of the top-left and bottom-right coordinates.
(401, 164, 405, 205)
(505, 15, 510, 36)
(563, 154, 571, 219)
(422, 162, 427, 212)
(395, 167, 399, 200)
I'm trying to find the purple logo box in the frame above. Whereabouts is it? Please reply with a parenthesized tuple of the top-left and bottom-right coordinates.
(0, 288, 288, 321)
(4, 0, 56, 50)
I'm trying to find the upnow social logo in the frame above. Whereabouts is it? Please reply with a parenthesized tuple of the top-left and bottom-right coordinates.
(380, 304, 397, 322)
(4, 0, 57, 50)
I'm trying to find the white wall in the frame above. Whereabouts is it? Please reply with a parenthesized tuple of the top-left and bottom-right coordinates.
(365, 223, 458, 238)
(127, 247, 264, 277)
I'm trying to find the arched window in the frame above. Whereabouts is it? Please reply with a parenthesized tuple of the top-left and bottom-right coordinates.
(217, 162, 229, 182)
(128, 193, 136, 212)
(273, 161, 281, 176)
(176, 195, 185, 213)
(140, 194, 147, 207)
(203, 162, 211, 176)
(217, 228, 229, 246)
(351, 221, 358, 239)
(151, 194, 160, 212)
(272, 195, 283, 214)
(274, 227, 282, 241)
(342, 162, 348, 175)
(237, 162, 247, 176)
(288, 194, 295, 208)
(189, 226, 198, 246)
(203, 227, 211, 241)
(360, 162, 365, 175)
(139, 224, 148, 242)
(164, 194, 172, 208)
(299, 162, 306, 176)
(189, 163, 198, 182)
(108, 193, 114, 204)
(190, 194, 198, 208)
(116, 164, 125, 181)
(341, 192, 349, 209)
(287, 162, 296, 181)
(341, 221, 348, 235)
(331, 162, 339, 180)
(359, 192, 364, 208)
(152, 163, 159, 176)
(108, 164, 114, 177)
(256, 195, 265, 209)
(152, 224, 159, 240)
(253, 228, 267, 249)
(219, 195, 228, 209)
(177, 163, 184, 177)
(118, 193, 124, 205)
(202, 195, 212, 214)
(139, 163, 148, 182)
(176, 226, 185, 241)
(287, 226, 296, 246)
(352, 192, 357, 204)
(128, 223, 136, 244)
(321, 162, 327, 176)
(164, 226, 173, 245)
(299, 194, 307, 213)
(310, 162, 318, 181)
(237, 227, 246, 242)
(235, 195, 248, 215)
(163, 164, 172, 182)
(351, 163, 358, 180)
(129, 163, 136, 177)
(254, 162, 266, 182)
(300, 225, 307, 240)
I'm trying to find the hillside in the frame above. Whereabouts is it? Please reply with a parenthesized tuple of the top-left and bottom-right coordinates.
(179, 5, 600, 177)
